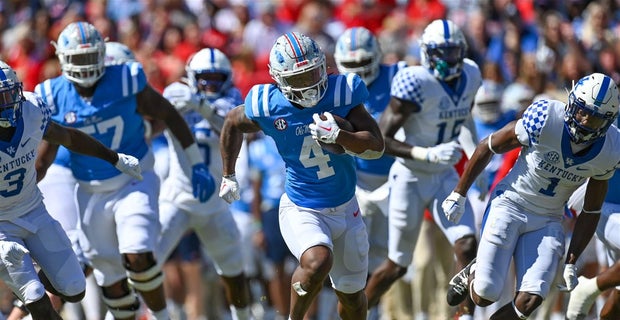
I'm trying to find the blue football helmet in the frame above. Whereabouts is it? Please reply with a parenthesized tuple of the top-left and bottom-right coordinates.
(420, 19, 468, 81)
(334, 27, 381, 85)
(269, 32, 327, 108)
(53, 22, 106, 87)
(186, 48, 232, 101)
(565, 73, 619, 144)
(0, 61, 23, 128)
(104, 42, 135, 66)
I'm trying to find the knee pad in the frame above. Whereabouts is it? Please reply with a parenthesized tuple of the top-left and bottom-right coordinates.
(20, 280, 46, 304)
(473, 278, 501, 303)
(127, 263, 164, 292)
(102, 291, 140, 319)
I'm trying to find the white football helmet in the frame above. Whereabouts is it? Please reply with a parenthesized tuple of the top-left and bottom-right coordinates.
(186, 48, 232, 100)
(269, 32, 327, 108)
(420, 19, 468, 81)
(334, 27, 381, 85)
(104, 42, 135, 66)
(53, 21, 106, 87)
(473, 80, 504, 124)
(0, 61, 23, 128)
(565, 73, 619, 144)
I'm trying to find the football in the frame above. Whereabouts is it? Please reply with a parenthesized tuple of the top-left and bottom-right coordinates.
(315, 113, 354, 154)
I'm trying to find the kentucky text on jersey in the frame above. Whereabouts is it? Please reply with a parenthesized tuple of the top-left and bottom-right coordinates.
(536, 159, 587, 183)
(0, 149, 35, 173)
(439, 107, 470, 119)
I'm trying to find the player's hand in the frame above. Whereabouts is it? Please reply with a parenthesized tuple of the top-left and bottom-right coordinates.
(219, 174, 240, 204)
(309, 112, 341, 144)
(475, 174, 489, 201)
(559, 263, 579, 292)
(0, 241, 29, 268)
(442, 191, 466, 223)
(426, 141, 462, 165)
(115, 153, 143, 180)
(191, 163, 215, 203)
(412, 141, 462, 165)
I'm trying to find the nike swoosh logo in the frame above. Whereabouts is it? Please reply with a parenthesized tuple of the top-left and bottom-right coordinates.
(353, 209, 360, 217)
(20, 138, 31, 148)
(575, 166, 588, 171)
(318, 125, 332, 132)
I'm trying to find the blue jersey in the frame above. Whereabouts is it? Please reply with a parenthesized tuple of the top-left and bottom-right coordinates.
(245, 73, 368, 208)
(36, 62, 150, 181)
(606, 122, 620, 204)
(355, 62, 405, 176)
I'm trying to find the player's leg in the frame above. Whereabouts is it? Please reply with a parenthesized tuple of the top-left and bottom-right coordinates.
(365, 163, 425, 307)
(114, 171, 168, 319)
(433, 170, 478, 318)
(449, 198, 523, 308)
(491, 214, 564, 318)
(196, 208, 252, 319)
(329, 198, 369, 320)
(261, 206, 293, 318)
(279, 194, 338, 320)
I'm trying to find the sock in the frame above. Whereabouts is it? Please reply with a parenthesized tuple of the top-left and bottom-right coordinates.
(230, 305, 251, 320)
(458, 315, 474, 320)
(149, 308, 170, 320)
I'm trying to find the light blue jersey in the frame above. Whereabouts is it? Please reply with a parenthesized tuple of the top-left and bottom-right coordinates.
(605, 122, 620, 204)
(245, 73, 368, 208)
(249, 135, 286, 211)
(36, 63, 150, 181)
(354, 62, 405, 176)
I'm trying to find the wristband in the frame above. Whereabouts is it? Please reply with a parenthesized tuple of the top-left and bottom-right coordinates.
(184, 143, 203, 166)
(410, 146, 429, 161)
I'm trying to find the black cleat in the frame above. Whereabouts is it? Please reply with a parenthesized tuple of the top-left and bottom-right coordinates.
(446, 257, 476, 306)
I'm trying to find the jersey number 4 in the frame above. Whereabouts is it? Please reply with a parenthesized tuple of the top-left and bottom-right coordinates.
(300, 136, 335, 179)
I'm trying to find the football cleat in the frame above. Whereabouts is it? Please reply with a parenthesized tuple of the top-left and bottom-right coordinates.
(446, 257, 476, 306)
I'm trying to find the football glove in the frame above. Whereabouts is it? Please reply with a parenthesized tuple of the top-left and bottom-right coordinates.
(115, 153, 143, 180)
(442, 191, 466, 223)
(191, 163, 215, 203)
(559, 263, 579, 292)
(0, 241, 29, 268)
(309, 112, 341, 144)
(411, 141, 462, 165)
(219, 174, 240, 204)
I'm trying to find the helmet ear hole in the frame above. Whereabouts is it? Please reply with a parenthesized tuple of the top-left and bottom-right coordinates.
(268, 32, 328, 108)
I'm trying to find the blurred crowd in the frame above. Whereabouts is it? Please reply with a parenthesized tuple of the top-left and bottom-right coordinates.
(0, 0, 618, 100)
(1, 0, 620, 319)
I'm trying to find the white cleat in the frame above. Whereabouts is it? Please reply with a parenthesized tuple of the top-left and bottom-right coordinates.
(566, 276, 602, 320)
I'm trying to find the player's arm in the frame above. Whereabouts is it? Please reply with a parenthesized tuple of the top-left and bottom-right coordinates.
(564, 178, 608, 264)
(35, 140, 59, 182)
(136, 85, 195, 148)
(378, 96, 419, 158)
(220, 105, 261, 177)
(42, 121, 142, 180)
(452, 120, 522, 196)
(339, 104, 384, 159)
(44, 121, 118, 164)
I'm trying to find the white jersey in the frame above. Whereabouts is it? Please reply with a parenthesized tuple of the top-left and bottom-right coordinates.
(391, 59, 481, 173)
(497, 99, 620, 216)
(0, 92, 50, 220)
